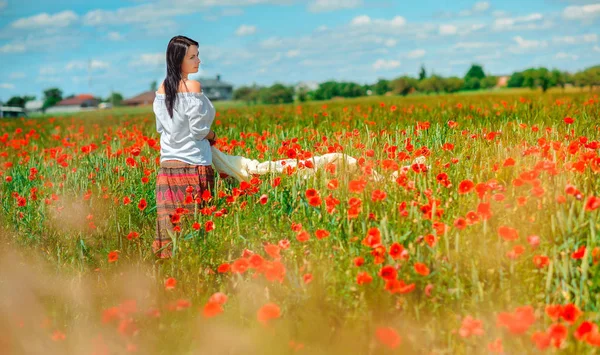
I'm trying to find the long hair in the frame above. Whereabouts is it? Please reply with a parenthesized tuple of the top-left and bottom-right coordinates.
(164, 35, 199, 118)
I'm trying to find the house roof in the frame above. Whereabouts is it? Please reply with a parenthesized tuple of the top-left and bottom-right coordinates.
(201, 77, 233, 89)
(25, 100, 44, 110)
(122, 91, 156, 105)
(56, 94, 97, 106)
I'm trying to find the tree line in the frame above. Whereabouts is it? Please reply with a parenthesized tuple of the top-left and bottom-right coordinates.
(3, 64, 599, 110)
(233, 64, 600, 105)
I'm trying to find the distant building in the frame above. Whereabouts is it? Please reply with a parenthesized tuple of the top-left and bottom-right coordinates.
(295, 81, 319, 92)
(123, 74, 234, 105)
(122, 91, 156, 106)
(200, 74, 233, 101)
(1, 106, 27, 118)
(25, 100, 44, 115)
(496, 75, 510, 88)
(46, 94, 99, 113)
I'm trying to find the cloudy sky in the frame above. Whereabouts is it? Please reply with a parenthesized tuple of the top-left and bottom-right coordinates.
(0, 0, 598, 100)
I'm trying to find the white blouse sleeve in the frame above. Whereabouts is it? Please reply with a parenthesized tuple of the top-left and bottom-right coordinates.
(186, 94, 213, 141)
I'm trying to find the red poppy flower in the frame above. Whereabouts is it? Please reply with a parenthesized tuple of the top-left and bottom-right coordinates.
(378, 265, 397, 281)
(375, 327, 401, 349)
(164, 277, 177, 290)
(414, 262, 430, 276)
(257, 303, 281, 325)
(498, 226, 519, 241)
(389, 243, 404, 260)
(108, 251, 119, 263)
(315, 229, 330, 240)
(203, 301, 224, 318)
(356, 271, 373, 285)
(458, 180, 475, 194)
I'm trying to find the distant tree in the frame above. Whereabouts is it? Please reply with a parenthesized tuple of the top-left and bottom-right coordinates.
(296, 86, 309, 102)
(150, 80, 158, 92)
(373, 79, 391, 95)
(418, 75, 445, 93)
(233, 85, 261, 104)
(443, 77, 464, 93)
(419, 65, 427, 81)
(6, 95, 35, 108)
(259, 83, 294, 104)
(573, 71, 587, 90)
(465, 64, 486, 81)
(107, 92, 124, 106)
(551, 69, 567, 91)
(481, 75, 498, 89)
(391, 76, 418, 96)
(43, 88, 63, 110)
(582, 65, 600, 90)
(339, 82, 366, 98)
(463, 77, 481, 91)
(537, 68, 552, 92)
(313, 81, 339, 101)
(507, 72, 525, 88)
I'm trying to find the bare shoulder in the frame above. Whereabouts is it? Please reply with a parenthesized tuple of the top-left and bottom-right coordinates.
(157, 82, 165, 94)
(183, 80, 202, 93)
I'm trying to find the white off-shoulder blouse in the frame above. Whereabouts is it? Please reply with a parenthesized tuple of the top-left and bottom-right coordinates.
(153, 91, 215, 166)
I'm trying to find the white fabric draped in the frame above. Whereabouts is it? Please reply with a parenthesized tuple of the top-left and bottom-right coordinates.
(210, 146, 426, 183)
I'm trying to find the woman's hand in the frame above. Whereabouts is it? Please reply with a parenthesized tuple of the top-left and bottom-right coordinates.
(207, 130, 217, 146)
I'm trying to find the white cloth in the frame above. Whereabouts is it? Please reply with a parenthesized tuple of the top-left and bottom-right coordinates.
(210, 146, 427, 182)
(154, 91, 215, 166)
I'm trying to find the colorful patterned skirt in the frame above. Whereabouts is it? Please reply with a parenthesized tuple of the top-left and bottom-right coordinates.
(154, 160, 214, 258)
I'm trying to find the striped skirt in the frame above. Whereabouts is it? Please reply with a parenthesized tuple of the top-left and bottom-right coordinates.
(154, 160, 214, 258)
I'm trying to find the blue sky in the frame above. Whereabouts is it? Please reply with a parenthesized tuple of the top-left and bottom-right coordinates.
(0, 0, 599, 101)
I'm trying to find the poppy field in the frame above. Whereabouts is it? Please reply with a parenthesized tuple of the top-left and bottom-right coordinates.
(1, 90, 599, 354)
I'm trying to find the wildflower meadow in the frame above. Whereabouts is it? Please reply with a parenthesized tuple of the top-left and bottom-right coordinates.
(1, 90, 599, 354)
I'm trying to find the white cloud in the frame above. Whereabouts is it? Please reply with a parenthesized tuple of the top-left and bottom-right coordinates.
(83, 5, 187, 26)
(11, 11, 78, 29)
(235, 24, 256, 36)
(9, 72, 26, 79)
(260, 37, 284, 49)
(384, 39, 397, 47)
(555, 52, 579, 60)
(91, 60, 110, 70)
(453, 42, 500, 50)
(0, 83, 15, 89)
(494, 13, 544, 30)
(553, 33, 598, 44)
(459, 1, 491, 16)
(285, 49, 300, 58)
(107, 32, 123, 41)
(137, 53, 164, 67)
(372, 59, 400, 70)
(511, 35, 548, 50)
(405, 49, 426, 59)
(308, 0, 362, 13)
(66, 61, 85, 71)
(473, 1, 490, 12)
(595, 45, 600, 52)
(0, 43, 26, 53)
(351, 15, 371, 26)
(65, 60, 108, 71)
(563, 4, 600, 20)
(350, 15, 405, 27)
(492, 10, 509, 17)
(439, 24, 457, 35)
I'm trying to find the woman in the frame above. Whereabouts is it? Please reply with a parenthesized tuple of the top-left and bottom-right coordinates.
(153, 35, 217, 258)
